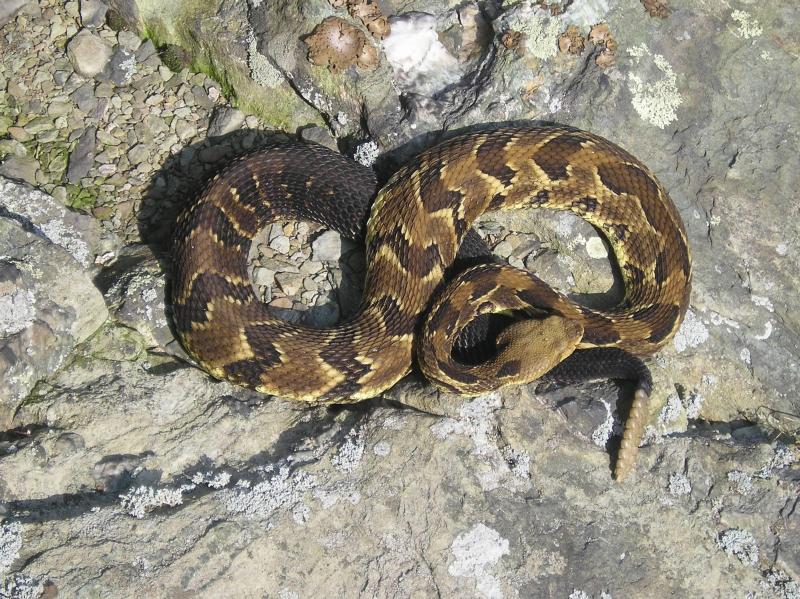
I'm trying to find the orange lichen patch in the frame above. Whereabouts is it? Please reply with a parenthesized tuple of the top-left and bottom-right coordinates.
(642, 0, 669, 18)
(327, 0, 390, 39)
(589, 23, 618, 68)
(558, 25, 585, 55)
(521, 74, 546, 102)
(501, 30, 524, 51)
(305, 16, 379, 71)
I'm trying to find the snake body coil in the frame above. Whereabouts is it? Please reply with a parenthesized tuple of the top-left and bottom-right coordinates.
(172, 126, 692, 479)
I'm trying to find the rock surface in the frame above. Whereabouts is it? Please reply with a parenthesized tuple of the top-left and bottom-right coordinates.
(1, 0, 799, 597)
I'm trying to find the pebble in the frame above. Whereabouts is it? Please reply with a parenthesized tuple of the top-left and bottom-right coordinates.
(66, 29, 113, 77)
(269, 235, 291, 254)
(275, 272, 305, 296)
(8, 127, 32, 142)
(126, 144, 149, 165)
(208, 106, 245, 137)
(0, 155, 39, 185)
(117, 30, 141, 51)
(106, 47, 137, 86)
(66, 126, 97, 183)
(311, 231, 343, 262)
(253, 267, 275, 287)
(79, 0, 106, 28)
(585, 236, 608, 259)
(135, 39, 157, 63)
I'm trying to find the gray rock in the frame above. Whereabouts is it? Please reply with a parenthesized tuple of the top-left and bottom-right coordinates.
(66, 126, 97, 184)
(311, 230, 343, 262)
(0, 0, 29, 27)
(66, 29, 114, 78)
(117, 29, 141, 51)
(0, 216, 107, 426)
(135, 39, 157, 62)
(0, 177, 110, 268)
(101, 245, 176, 351)
(105, 46, 137, 86)
(0, 155, 38, 185)
(79, 0, 107, 28)
(207, 106, 246, 137)
(71, 81, 98, 112)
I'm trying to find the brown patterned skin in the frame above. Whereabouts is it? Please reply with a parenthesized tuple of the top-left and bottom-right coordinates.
(172, 125, 692, 480)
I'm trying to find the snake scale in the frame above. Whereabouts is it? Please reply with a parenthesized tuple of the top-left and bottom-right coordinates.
(171, 125, 692, 480)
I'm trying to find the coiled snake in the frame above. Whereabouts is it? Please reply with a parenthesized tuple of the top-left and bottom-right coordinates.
(171, 125, 692, 480)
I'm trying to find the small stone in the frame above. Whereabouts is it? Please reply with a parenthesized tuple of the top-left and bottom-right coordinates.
(586, 236, 608, 259)
(126, 143, 149, 165)
(47, 99, 72, 117)
(97, 163, 117, 176)
(66, 29, 113, 78)
(305, 302, 340, 327)
(311, 230, 343, 262)
(92, 205, 113, 220)
(23, 117, 54, 134)
(300, 260, 323, 275)
(269, 235, 291, 254)
(275, 272, 305, 296)
(299, 125, 338, 151)
(135, 39, 156, 62)
(269, 297, 294, 309)
(8, 127, 32, 142)
(207, 107, 245, 137)
(493, 240, 514, 258)
(117, 30, 141, 51)
(79, 0, 106, 28)
(0, 0, 28, 27)
(67, 126, 97, 183)
(0, 155, 39, 185)
(253, 267, 275, 287)
(158, 65, 172, 82)
(106, 46, 136, 86)
(175, 120, 197, 141)
(191, 85, 215, 109)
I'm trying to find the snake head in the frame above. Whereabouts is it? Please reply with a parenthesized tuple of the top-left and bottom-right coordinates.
(495, 315, 584, 384)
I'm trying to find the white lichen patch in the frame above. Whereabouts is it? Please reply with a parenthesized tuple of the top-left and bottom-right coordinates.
(372, 441, 391, 457)
(673, 309, 709, 353)
(685, 391, 704, 419)
(119, 486, 184, 519)
(430, 394, 529, 491)
(0, 521, 22, 574)
(750, 294, 774, 312)
(448, 523, 510, 599)
(731, 10, 763, 39)
(382, 13, 462, 95)
(222, 466, 317, 522)
(756, 444, 796, 478)
(727, 470, 753, 494)
(248, 33, 283, 88)
(668, 473, 692, 496)
(0, 288, 35, 337)
(0, 573, 43, 599)
(659, 393, 683, 426)
(739, 347, 751, 366)
(190, 470, 232, 489)
(592, 399, 620, 447)
(717, 529, 759, 566)
(332, 426, 366, 472)
(353, 141, 380, 167)
(626, 44, 683, 128)
(520, 14, 562, 60)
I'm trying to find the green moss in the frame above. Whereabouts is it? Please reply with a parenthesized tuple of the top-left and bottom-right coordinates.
(132, 0, 324, 130)
(65, 183, 98, 213)
(160, 43, 192, 72)
(105, 8, 128, 32)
